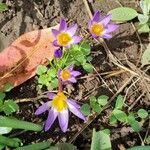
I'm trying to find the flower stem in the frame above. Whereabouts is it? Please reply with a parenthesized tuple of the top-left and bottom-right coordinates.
(58, 77, 63, 92)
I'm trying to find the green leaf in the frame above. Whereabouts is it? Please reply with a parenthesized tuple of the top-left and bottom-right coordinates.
(115, 95, 124, 110)
(127, 146, 150, 150)
(140, 0, 150, 15)
(36, 65, 47, 75)
(108, 7, 138, 23)
(14, 141, 51, 150)
(90, 96, 97, 107)
(138, 14, 149, 24)
(91, 129, 111, 150)
(75, 53, 86, 64)
(97, 95, 109, 106)
(47, 68, 57, 78)
(87, 56, 93, 62)
(0, 3, 8, 12)
(141, 43, 150, 66)
(127, 113, 136, 123)
(138, 23, 150, 33)
(146, 135, 150, 144)
(92, 103, 101, 113)
(4, 83, 13, 92)
(0, 92, 5, 100)
(0, 116, 42, 131)
(113, 109, 127, 122)
(57, 143, 77, 150)
(109, 114, 117, 125)
(51, 78, 58, 89)
(102, 129, 110, 135)
(0, 144, 5, 150)
(3, 100, 19, 115)
(127, 114, 141, 132)
(83, 63, 93, 73)
(80, 42, 91, 55)
(0, 135, 21, 148)
(0, 127, 12, 134)
(137, 109, 148, 119)
(89, 96, 101, 112)
(131, 121, 141, 132)
(80, 104, 91, 116)
(38, 74, 49, 85)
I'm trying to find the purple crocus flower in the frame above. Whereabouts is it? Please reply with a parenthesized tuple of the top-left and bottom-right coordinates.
(59, 66, 81, 84)
(88, 10, 119, 39)
(35, 92, 85, 132)
(52, 19, 82, 48)
(54, 48, 63, 58)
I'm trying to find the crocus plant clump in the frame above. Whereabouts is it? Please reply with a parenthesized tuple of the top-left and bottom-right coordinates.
(35, 10, 118, 132)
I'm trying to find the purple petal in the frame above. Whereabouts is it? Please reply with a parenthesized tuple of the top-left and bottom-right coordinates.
(68, 65, 74, 71)
(59, 19, 67, 31)
(58, 109, 69, 132)
(47, 92, 56, 99)
(92, 11, 101, 22)
(53, 40, 59, 47)
(88, 20, 92, 29)
(100, 15, 112, 26)
(69, 77, 77, 83)
(68, 103, 86, 121)
(105, 24, 119, 33)
(35, 102, 50, 115)
(102, 33, 112, 39)
(54, 49, 63, 58)
(45, 108, 58, 131)
(71, 71, 81, 77)
(64, 45, 71, 49)
(71, 36, 82, 44)
(91, 33, 98, 38)
(52, 29, 59, 37)
(67, 99, 81, 108)
(67, 24, 77, 36)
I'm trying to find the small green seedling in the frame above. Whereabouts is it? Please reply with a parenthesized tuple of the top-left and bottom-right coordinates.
(0, 84, 19, 115)
(138, 0, 150, 33)
(0, 3, 8, 12)
(109, 95, 149, 133)
(81, 95, 109, 115)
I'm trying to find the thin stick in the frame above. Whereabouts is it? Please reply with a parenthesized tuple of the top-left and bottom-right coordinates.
(128, 92, 145, 111)
(123, 77, 140, 104)
(15, 95, 47, 103)
(82, 0, 93, 19)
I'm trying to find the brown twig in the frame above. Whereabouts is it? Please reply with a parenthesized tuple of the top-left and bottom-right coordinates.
(15, 95, 47, 103)
(128, 92, 145, 111)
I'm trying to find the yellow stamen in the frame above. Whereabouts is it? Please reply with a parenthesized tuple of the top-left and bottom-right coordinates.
(61, 69, 71, 80)
(91, 23, 104, 36)
(58, 32, 72, 46)
(52, 92, 68, 112)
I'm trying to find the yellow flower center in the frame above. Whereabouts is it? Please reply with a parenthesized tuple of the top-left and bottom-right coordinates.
(51, 92, 68, 112)
(61, 69, 71, 80)
(91, 23, 104, 36)
(58, 32, 72, 46)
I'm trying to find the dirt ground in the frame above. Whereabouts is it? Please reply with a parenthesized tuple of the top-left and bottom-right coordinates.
(0, 0, 150, 149)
